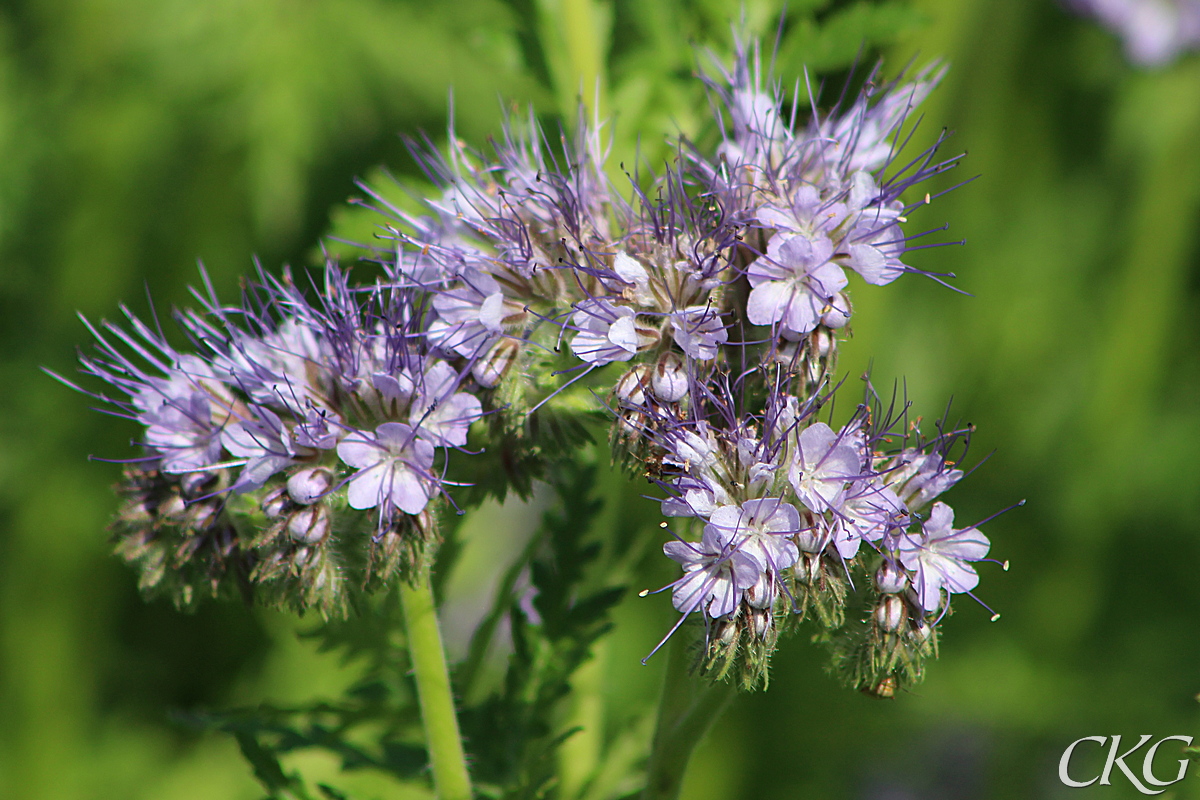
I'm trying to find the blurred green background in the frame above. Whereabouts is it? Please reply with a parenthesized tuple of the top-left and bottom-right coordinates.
(4, 0, 1200, 797)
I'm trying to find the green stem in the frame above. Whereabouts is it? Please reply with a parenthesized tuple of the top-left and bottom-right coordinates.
(641, 631, 736, 800)
(401, 565, 472, 800)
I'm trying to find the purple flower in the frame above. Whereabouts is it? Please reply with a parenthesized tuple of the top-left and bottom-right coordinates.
(705, 498, 801, 574)
(830, 480, 907, 558)
(663, 524, 759, 618)
(788, 423, 862, 512)
(336, 422, 437, 515)
(659, 427, 731, 518)
(746, 230, 847, 336)
(669, 305, 727, 360)
(428, 262, 523, 358)
(898, 502, 990, 612)
(842, 172, 907, 286)
(817, 64, 946, 175)
(222, 407, 303, 491)
(569, 299, 642, 365)
(408, 361, 483, 447)
(887, 449, 964, 511)
(132, 356, 232, 474)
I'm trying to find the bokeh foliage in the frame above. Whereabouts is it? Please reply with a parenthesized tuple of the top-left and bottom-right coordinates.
(4, 0, 1200, 798)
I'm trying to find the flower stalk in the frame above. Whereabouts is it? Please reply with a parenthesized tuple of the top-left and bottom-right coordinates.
(401, 563, 472, 800)
(641, 631, 736, 800)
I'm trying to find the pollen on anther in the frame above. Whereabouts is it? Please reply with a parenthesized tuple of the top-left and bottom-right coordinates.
(1002, 560, 1010, 571)
(659, 521, 668, 528)
(990, 613, 1001, 622)
(638, 589, 650, 597)
(924, 193, 932, 204)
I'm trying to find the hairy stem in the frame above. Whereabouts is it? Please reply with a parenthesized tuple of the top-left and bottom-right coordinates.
(401, 564, 472, 800)
(641, 630, 736, 800)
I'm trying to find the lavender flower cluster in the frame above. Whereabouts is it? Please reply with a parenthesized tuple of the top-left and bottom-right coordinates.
(63, 44, 1004, 692)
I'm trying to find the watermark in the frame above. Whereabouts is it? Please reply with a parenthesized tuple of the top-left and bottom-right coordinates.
(1059, 735, 1194, 795)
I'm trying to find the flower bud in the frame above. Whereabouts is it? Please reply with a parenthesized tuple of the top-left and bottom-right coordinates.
(180, 471, 217, 499)
(745, 573, 775, 609)
(875, 561, 908, 594)
(874, 595, 905, 632)
(821, 293, 850, 329)
(910, 619, 933, 644)
(287, 467, 334, 505)
(261, 486, 290, 518)
(288, 505, 330, 544)
(751, 608, 772, 639)
(184, 500, 219, 530)
(794, 552, 819, 581)
(796, 527, 826, 554)
(615, 365, 649, 405)
(158, 494, 188, 522)
(651, 353, 688, 402)
(812, 327, 835, 358)
(472, 339, 519, 388)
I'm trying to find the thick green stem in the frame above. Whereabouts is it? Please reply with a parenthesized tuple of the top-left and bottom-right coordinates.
(401, 566, 472, 800)
(641, 631, 736, 800)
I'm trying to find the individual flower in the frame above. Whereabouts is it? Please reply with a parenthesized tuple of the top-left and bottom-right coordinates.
(787, 422, 862, 512)
(663, 523, 759, 618)
(222, 406, 305, 492)
(886, 449, 964, 511)
(898, 501, 991, 612)
(745, 228, 847, 336)
(427, 261, 523, 358)
(408, 360, 483, 447)
(569, 299, 643, 365)
(133, 357, 233, 474)
(830, 479, 907, 558)
(336, 422, 437, 515)
(705, 498, 801, 574)
(668, 305, 727, 360)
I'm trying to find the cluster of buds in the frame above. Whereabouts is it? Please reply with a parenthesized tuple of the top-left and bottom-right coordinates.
(62, 40, 1008, 692)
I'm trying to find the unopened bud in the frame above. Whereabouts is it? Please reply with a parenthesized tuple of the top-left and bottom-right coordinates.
(796, 528, 826, 554)
(184, 500, 219, 530)
(812, 327, 835, 358)
(718, 619, 737, 645)
(261, 486, 290, 518)
(288, 505, 331, 544)
(744, 573, 775, 609)
(751, 608, 772, 639)
(874, 595, 906, 632)
(158, 494, 188, 522)
(615, 365, 649, 405)
(821, 293, 851, 329)
(794, 552, 820, 581)
(287, 467, 334, 505)
(651, 353, 688, 402)
(875, 561, 908, 594)
(180, 471, 217, 499)
(472, 339, 519, 388)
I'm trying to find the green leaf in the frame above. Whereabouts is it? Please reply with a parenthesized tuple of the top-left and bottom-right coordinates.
(777, 1, 926, 75)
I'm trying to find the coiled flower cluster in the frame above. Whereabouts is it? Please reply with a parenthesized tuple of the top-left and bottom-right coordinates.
(62, 43, 1006, 693)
